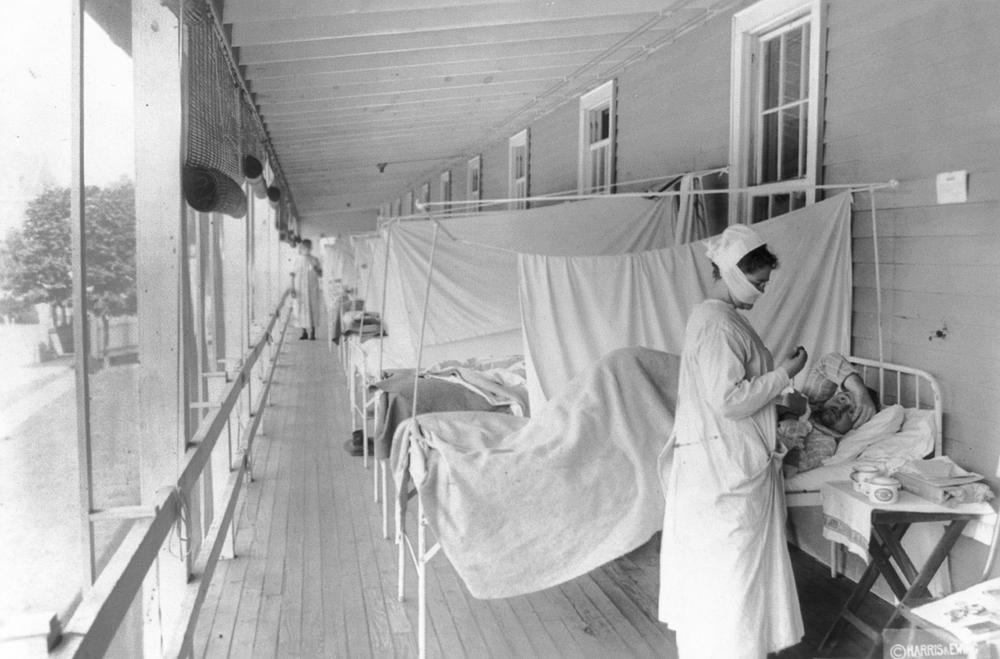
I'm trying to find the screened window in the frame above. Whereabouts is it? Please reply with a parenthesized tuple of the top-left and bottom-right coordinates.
(466, 155, 481, 212)
(508, 129, 529, 210)
(730, 0, 822, 223)
(578, 80, 616, 194)
(439, 171, 452, 214)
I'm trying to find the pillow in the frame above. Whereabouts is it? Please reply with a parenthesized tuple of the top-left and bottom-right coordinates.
(859, 408, 936, 461)
(823, 404, 905, 465)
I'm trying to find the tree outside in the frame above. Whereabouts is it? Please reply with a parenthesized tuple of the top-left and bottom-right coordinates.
(0, 180, 136, 356)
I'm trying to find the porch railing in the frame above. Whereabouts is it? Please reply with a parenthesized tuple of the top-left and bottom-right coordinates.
(49, 291, 292, 657)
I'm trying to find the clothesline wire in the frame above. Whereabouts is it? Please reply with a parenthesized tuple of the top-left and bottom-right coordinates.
(457, 166, 731, 207)
(376, 166, 727, 226)
(380, 180, 898, 224)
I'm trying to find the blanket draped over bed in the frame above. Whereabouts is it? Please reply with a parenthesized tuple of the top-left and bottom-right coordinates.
(391, 347, 680, 599)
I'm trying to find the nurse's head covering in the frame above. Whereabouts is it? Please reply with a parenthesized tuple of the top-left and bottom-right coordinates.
(704, 224, 765, 271)
(705, 224, 769, 306)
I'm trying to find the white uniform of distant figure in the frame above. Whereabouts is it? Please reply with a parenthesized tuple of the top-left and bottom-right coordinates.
(291, 239, 323, 340)
(658, 225, 807, 658)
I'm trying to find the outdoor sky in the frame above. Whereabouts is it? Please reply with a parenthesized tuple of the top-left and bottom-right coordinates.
(0, 0, 135, 238)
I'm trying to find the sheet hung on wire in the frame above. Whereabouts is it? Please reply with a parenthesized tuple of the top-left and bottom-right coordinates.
(392, 347, 679, 599)
(383, 196, 676, 363)
(519, 193, 854, 409)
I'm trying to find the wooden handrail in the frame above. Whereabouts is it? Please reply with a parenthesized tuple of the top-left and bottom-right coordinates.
(50, 291, 292, 657)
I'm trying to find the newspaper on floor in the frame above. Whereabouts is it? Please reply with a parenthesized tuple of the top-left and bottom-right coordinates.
(910, 578, 1000, 644)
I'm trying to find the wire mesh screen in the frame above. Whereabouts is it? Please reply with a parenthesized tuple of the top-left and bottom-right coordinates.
(183, 2, 245, 215)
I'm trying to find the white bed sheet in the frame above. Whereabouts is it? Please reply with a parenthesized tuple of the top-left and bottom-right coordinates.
(784, 407, 936, 493)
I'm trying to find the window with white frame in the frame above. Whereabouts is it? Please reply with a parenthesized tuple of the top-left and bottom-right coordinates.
(419, 181, 430, 212)
(439, 170, 452, 214)
(466, 155, 481, 212)
(578, 80, 616, 194)
(508, 129, 529, 210)
(403, 190, 414, 215)
(729, 0, 823, 223)
(392, 197, 401, 218)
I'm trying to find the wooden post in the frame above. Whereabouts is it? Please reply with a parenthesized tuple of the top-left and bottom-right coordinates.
(133, 2, 188, 655)
(70, 0, 96, 590)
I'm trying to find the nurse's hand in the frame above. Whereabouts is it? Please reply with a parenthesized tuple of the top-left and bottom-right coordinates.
(779, 346, 808, 379)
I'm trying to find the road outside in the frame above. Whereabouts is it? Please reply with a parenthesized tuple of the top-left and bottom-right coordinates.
(0, 324, 139, 622)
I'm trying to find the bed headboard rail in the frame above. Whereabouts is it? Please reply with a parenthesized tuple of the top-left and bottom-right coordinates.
(847, 356, 943, 457)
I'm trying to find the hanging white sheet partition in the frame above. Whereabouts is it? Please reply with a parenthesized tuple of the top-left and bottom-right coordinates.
(383, 196, 677, 366)
(519, 193, 854, 410)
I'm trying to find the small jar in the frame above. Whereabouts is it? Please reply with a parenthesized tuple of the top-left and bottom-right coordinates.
(867, 476, 901, 505)
(851, 466, 880, 493)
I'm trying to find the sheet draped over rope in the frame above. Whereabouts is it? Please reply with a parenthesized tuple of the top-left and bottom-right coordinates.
(382, 196, 679, 366)
(518, 193, 854, 410)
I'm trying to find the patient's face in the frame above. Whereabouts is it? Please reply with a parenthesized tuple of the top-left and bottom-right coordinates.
(817, 391, 856, 434)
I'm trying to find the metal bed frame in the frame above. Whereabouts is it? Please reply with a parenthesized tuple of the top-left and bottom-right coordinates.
(393, 355, 944, 658)
(785, 355, 942, 509)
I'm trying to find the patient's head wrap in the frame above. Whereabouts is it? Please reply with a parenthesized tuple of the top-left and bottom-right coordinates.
(705, 224, 768, 306)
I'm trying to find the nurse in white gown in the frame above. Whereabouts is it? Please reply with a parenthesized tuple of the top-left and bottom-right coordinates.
(658, 225, 809, 658)
(290, 238, 323, 340)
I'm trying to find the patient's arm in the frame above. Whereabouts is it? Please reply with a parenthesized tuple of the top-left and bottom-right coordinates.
(843, 373, 877, 428)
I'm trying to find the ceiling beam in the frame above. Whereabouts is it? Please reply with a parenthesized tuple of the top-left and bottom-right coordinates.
(235, 16, 668, 65)
(268, 113, 511, 137)
(258, 83, 543, 113)
(274, 127, 486, 149)
(247, 55, 618, 92)
(255, 69, 574, 104)
(260, 92, 530, 121)
(242, 36, 639, 79)
(230, 3, 682, 46)
(224, 0, 525, 23)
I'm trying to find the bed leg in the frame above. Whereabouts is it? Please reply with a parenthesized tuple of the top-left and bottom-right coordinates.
(362, 379, 369, 470)
(830, 541, 843, 578)
(381, 462, 390, 539)
(397, 498, 406, 602)
(418, 500, 427, 659)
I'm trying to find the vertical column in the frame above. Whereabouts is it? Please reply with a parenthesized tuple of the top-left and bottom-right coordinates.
(70, 0, 96, 589)
(132, 2, 187, 654)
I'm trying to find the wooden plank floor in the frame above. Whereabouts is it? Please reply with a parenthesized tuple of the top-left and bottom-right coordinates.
(193, 335, 890, 658)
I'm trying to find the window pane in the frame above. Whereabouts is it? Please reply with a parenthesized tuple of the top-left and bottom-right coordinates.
(783, 26, 804, 104)
(780, 105, 802, 180)
(761, 111, 779, 183)
(83, 0, 140, 586)
(751, 195, 770, 223)
(600, 107, 610, 141)
(762, 36, 781, 110)
(0, 0, 81, 602)
(771, 193, 791, 217)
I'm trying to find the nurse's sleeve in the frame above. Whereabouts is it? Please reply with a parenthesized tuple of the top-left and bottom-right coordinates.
(698, 324, 791, 420)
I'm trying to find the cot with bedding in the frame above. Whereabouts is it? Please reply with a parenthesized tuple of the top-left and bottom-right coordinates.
(348, 341, 529, 539)
(392, 347, 678, 658)
(784, 356, 943, 578)
(392, 351, 945, 656)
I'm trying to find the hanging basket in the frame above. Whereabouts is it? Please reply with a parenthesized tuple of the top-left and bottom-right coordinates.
(267, 185, 281, 209)
(183, 165, 247, 218)
(242, 155, 268, 199)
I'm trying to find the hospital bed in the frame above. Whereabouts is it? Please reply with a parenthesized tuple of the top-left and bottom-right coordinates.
(391, 351, 945, 657)
(391, 347, 676, 659)
(348, 339, 528, 539)
(783, 356, 943, 577)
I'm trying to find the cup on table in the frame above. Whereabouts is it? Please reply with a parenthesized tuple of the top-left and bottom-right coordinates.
(867, 476, 901, 505)
(851, 465, 881, 493)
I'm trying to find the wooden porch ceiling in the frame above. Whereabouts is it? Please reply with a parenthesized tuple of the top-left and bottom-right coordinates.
(223, 0, 743, 222)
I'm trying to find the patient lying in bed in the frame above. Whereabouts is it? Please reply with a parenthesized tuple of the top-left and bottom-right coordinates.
(780, 353, 879, 475)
